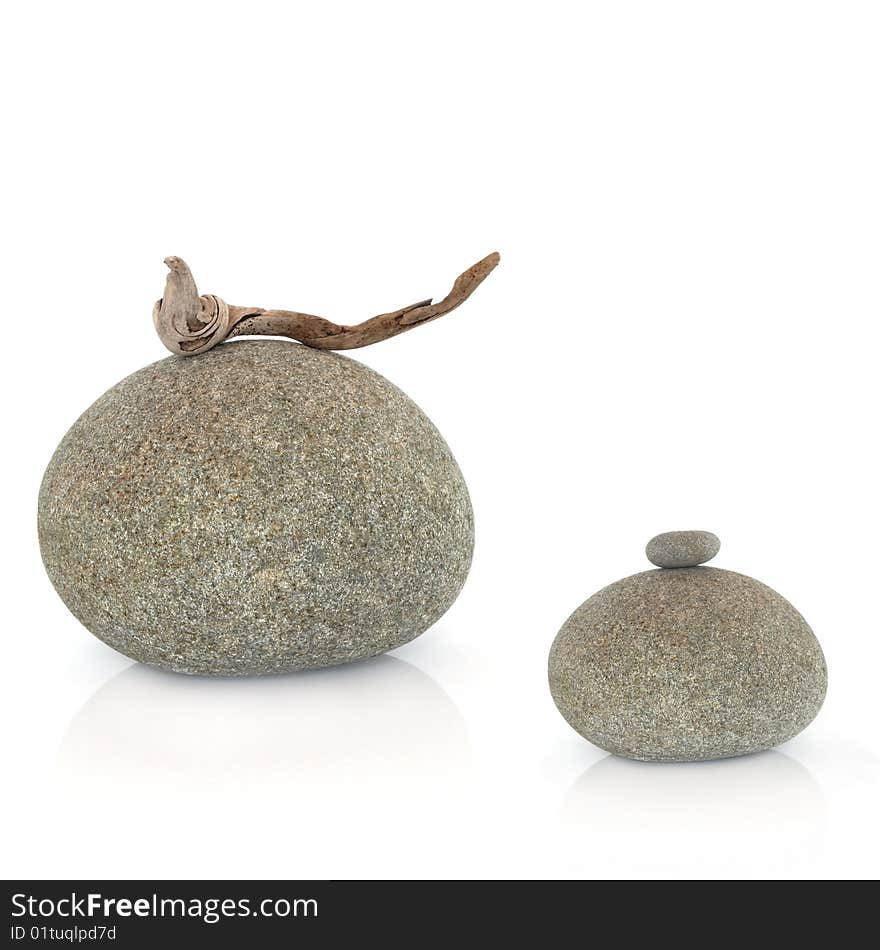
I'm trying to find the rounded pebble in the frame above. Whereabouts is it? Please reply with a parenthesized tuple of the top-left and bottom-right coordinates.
(39, 340, 474, 675)
(548, 567, 827, 762)
(646, 530, 720, 568)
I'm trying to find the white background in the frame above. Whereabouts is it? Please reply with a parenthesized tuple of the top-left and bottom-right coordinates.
(2, 1, 878, 880)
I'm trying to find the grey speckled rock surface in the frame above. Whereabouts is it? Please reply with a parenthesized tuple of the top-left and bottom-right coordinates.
(39, 340, 474, 675)
(549, 540, 827, 762)
(646, 530, 720, 568)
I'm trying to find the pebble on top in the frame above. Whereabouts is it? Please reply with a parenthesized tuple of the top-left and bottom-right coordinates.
(646, 530, 720, 568)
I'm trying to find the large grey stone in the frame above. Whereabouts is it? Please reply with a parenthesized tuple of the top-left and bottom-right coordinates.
(39, 340, 474, 675)
(548, 543, 827, 761)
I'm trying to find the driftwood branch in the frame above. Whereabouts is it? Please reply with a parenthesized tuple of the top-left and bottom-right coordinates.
(153, 252, 500, 356)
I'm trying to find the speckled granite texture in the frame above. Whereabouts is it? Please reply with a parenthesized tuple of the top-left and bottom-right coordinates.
(39, 340, 474, 674)
(646, 530, 720, 568)
(549, 562, 827, 762)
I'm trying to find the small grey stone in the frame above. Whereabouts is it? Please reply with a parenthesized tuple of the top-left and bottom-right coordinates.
(548, 566, 827, 762)
(646, 530, 720, 568)
(38, 340, 474, 675)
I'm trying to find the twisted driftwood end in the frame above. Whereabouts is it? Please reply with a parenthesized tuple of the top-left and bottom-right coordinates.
(153, 251, 500, 356)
